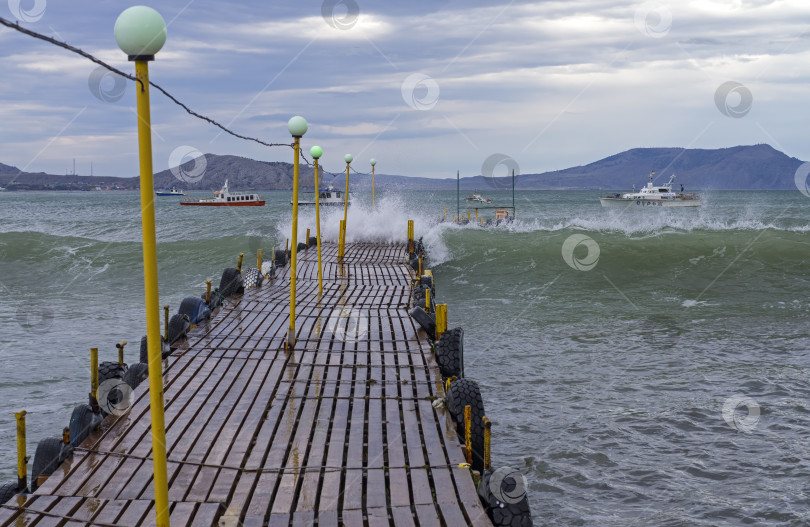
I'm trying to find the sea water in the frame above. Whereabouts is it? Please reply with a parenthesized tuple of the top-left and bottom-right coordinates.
(1, 189, 808, 525)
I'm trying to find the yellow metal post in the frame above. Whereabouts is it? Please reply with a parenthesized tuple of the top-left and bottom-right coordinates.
(372, 163, 376, 210)
(163, 305, 169, 341)
(237, 252, 244, 273)
(342, 161, 350, 250)
(475, 208, 478, 221)
(15, 410, 26, 491)
(467, 211, 471, 221)
(116, 340, 127, 365)
(257, 249, 262, 271)
(436, 304, 447, 340)
(338, 220, 346, 261)
(464, 405, 472, 464)
(205, 279, 212, 303)
(418, 255, 423, 276)
(444, 206, 447, 221)
(285, 238, 289, 255)
(425, 288, 431, 313)
(306, 228, 310, 244)
(483, 416, 491, 470)
(314, 158, 323, 295)
(134, 58, 171, 527)
(91, 347, 99, 400)
(408, 220, 414, 253)
(288, 136, 302, 349)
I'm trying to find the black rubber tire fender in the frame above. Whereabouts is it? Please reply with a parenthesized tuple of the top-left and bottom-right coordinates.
(0, 481, 17, 505)
(274, 249, 288, 267)
(435, 327, 464, 378)
(98, 361, 128, 416)
(445, 378, 486, 473)
(123, 362, 148, 389)
(308, 236, 317, 247)
(243, 267, 263, 289)
(409, 306, 435, 340)
(478, 468, 533, 527)
(201, 290, 222, 310)
(178, 296, 211, 325)
(297, 242, 308, 252)
(167, 313, 190, 345)
(140, 335, 171, 363)
(68, 404, 102, 448)
(219, 267, 244, 298)
(31, 437, 73, 491)
(99, 361, 127, 383)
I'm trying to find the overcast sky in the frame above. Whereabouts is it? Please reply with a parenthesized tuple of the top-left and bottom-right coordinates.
(1, 0, 809, 180)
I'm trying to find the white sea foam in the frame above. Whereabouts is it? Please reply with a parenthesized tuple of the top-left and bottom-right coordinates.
(276, 195, 453, 265)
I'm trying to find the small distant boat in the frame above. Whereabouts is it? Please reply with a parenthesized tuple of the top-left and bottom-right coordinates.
(466, 191, 491, 203)
(600, 173, 700, 208)
(292, 184, 351, 207)
(180, 179, 265, 206)
(156, 186, 187, 196)
(0, 187, 6, 192)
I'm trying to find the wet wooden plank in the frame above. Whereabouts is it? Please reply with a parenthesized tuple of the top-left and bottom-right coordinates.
(2, 241, 493, 527)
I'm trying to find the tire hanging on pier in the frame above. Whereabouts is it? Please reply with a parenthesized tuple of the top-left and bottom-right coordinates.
(308, 236, 317, 247)
(123, 362, 148, 389)
(409, 306, 436, 340)
(178, 296, 212, 325)
(243, 267, 263, 289)
(97, 361, 128, 417)
(68, 404, 102, 448)
(0, 481, 18, 504)
(167, 313, 191, 346)
(219, 267, 244, 297)
(445, 378, 486, 472)
(140, 335, 171, 364)
(30, 437, 73, 492)
(478, 468, 533, 527)
(435, 327, 464, 378)
(274, 249, 288, 267)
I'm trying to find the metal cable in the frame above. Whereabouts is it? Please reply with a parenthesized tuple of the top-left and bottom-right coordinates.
(0, 16, 292, 150)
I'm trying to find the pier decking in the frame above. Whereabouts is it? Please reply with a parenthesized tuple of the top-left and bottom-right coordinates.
(0, 242, 490, 526)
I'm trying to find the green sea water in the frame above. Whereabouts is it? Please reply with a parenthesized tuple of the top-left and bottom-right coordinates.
(0, 188, 808, 525)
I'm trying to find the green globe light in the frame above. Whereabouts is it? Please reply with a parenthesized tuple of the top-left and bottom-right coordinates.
(344, 154, 353, 164)
(287, 116, 308, 137)
(370, 158, 376, 166)
(310, 145, 323, 159)
(114, 6, 167, 59)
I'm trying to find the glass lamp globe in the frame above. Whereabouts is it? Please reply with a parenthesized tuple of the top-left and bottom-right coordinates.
(114, 6, 167, 59)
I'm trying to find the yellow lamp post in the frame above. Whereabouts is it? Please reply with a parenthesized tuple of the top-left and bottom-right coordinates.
(114, 6, 170, 526)
(340, 153, 352, 260)
(370, 158, 376, 210)
(310, 145, 324, 296)
(287, 116, 308, 349)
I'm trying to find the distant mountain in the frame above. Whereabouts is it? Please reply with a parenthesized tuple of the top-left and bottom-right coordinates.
(0, 162, 21, 175)
(512, 144, 803, 190)
(311, 144, 804, 191)
(0, 145, 803, 191)
(152, 154, 322, 191)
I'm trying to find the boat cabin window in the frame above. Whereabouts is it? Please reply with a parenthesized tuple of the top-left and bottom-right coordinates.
(658, 189, 666, 193)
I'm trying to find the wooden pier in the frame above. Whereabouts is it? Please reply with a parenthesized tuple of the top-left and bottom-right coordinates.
(0, 241, 491, 526)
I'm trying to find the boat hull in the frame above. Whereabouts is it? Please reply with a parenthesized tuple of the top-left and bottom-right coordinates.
(180, 201, 265, 206)
(600, 198, 700, 208)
